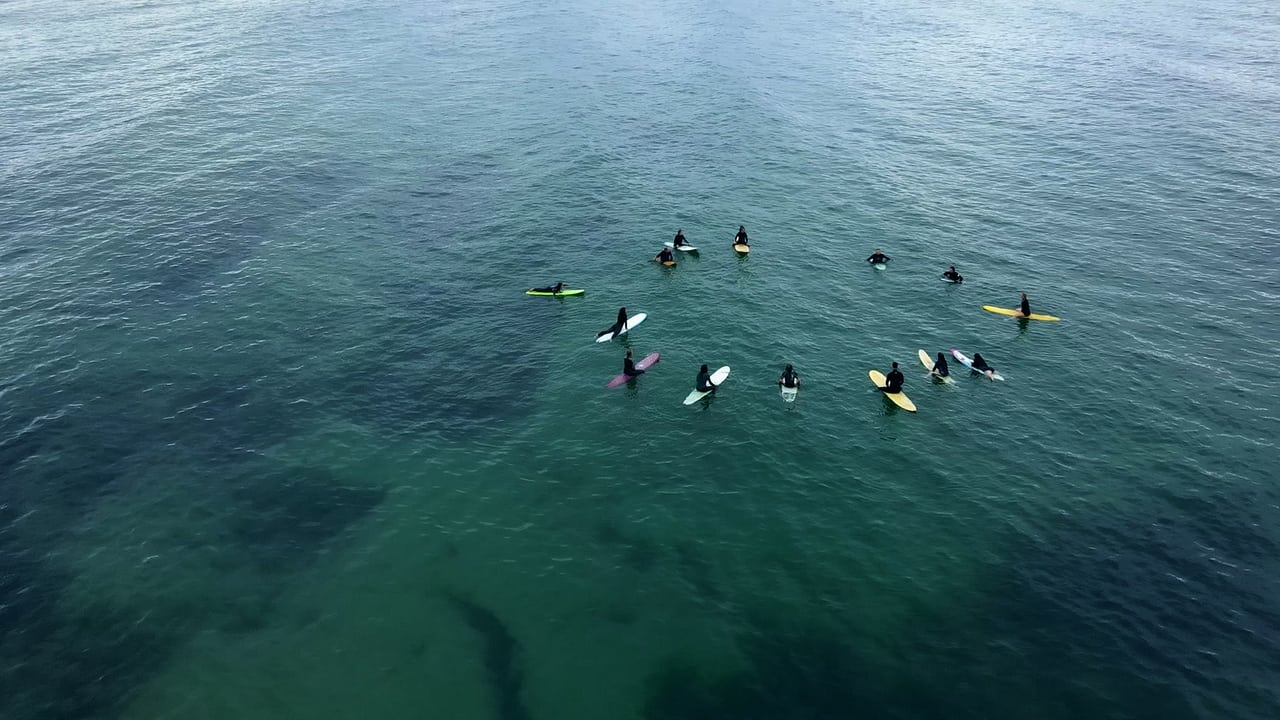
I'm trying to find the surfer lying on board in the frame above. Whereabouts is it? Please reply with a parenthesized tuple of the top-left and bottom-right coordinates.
(673, 229, 688, 247)
(734, 225, 749, 246)
(654, 246, 675, 263)
(623, 349, 645, 377)
(880, 362, 904, 393)
(943, 266, 963, 282)
(596, 307, 629, 339)
(971, 353, 997, 381)
(532, 282, 565, 294)
(778, 364, 800, 388)
(931, 352, 950, 378)
(696, 364, 717, 393)
(1017, 292, 1031, 317)
(867, 249, 890, 264)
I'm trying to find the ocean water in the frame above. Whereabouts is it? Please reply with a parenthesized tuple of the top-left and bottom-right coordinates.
(2, 0, 1279, 718)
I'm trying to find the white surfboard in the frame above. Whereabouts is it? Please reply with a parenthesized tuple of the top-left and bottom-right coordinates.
(780, 385, 798, 403)
(872, 263, 887, 271)
(949, 348, 1005, 381)
(595, 312, 647, 342)
(683, 366, 730, 405)
(664, 242, 698, 252)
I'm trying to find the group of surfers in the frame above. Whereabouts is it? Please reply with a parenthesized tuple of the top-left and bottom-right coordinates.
(652, 225, 749, 264)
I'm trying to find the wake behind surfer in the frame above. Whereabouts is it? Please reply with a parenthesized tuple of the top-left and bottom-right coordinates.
(778, 363, 800, 389)
(880, 362, 904, 393)
(696, 364, 716, 393)
(597, 306, 629, 339)
(733, 225, 749, 246)
(867, 249, 891, 264)
(943, 266, 963, 282)
(931, 352, 950, 378)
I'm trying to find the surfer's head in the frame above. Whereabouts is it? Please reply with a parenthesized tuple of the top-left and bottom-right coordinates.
(700, 364, 709, 373)
(891, 362, 898, 369)
(626, 349, 632, 358)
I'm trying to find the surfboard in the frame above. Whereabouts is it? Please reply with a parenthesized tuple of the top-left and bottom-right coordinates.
(525, 288, 585, 297)
(872, 263, 887, 271)
(869, 370, 916, 412)
(605, 352, 660, 388)
(660, 260, 677, 267)
(664, 242, 699, 252)
(683, 366, 730, 405)
(918, 349, 954, 384)
(733, 243, 750, 254)
(780, 385, 798, 403)
(983, 305, 1059, 322)
(941, 274, 962, 283)
(949, 348, 1005, 381)
(595, 312, 647, 342)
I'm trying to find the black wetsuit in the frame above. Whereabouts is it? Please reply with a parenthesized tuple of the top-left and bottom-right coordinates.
(734, 230, 749, 245)
(658, 248, 674, 263)
(867, 253, 890, 264)
(624, 357, 644, 377)
(1020, 298, 1031, 316)
(533, 284, 563, 294)
(598, 309, 629, 338)
(673, 233, 687, 247)
(883, 369, 904, 393)
(971, 355, 992, 372)
(933, 355, 950, 377)
(779, 368, 799, 388)
(696, 369, 715, 392)
(943, 271, 962, 282)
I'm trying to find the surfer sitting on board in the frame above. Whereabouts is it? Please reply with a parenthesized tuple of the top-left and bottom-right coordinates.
(971, 353, 997, 381)
(734, 225, 749, 246)
(597, 307, 628, 339)
(532, 282, 565, 294)
(880, 362, 904, 393)
(1017, 292, 1031, 318)
(778, 364, 800, 389)
(696, 364, 717, 393)
(943, 266, 963, 282)
(654, 246, 675, 263)
(623, 349, 645, 378)
(673, 229, 688, 247)
(867, 249, 890, 264)
(931, 352, 950, 378)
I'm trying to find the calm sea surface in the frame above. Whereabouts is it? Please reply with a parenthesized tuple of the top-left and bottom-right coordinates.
(2, 0, 1279, 717)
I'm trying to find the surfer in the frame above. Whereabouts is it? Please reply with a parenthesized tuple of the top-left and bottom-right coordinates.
(880, 362, 904, 393)
(734, 225, 749, 246)
(1017, 292, 1031, 318)
(596, 307, 629, 339)
(971, 353, 997, 381)
(942, 266, 963, 282)
(532, 281, 565, 294)
(867, 249, 891, 264)
(623, 349, 645, 378)
(931, 352, 950, 378)
(654, 246, 675, 264)
(778, 363, 800, 389)
(673, 229, 688, 247)
(696, 364, 717, 393)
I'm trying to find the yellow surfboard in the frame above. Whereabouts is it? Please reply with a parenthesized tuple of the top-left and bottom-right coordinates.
(917, 349, 954, 384)
(733, 243, 751, 254)
(661, 260, 677, 267)
(869, 370, 917, 412)
(983, 305, 1060, 322)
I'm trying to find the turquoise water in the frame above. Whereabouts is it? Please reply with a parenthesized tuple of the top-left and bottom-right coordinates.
(3, 0, 1279, 717)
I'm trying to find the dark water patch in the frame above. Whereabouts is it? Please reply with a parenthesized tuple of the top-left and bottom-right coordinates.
(673, 540, 723, 601)
(595, 520, 659, 573)
(231, 465, 386, 573)
(448, 593, 531, 720)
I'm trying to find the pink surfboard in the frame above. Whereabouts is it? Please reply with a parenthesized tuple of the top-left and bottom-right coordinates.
(605, 352, 661, 388)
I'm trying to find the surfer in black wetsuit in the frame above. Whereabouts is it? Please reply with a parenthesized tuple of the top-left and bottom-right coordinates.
(734, 225, 749, 246)
(654, 246, 675, 263)
(532, 281, 565, 294)
(932, 352, 950, 378)
(778, 363, 800, 389)
(880, 362, 904, 393)
(673, 229, 688, 247)
(696, 364, 716, 392)
(971, 353, 996, 380)
(867, 249, 890, 264)
(597, 306, 629, 339)
(623, 349, 644, 377)
(943, 266, 963, 282)
(1018, 292, 1031, 318)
